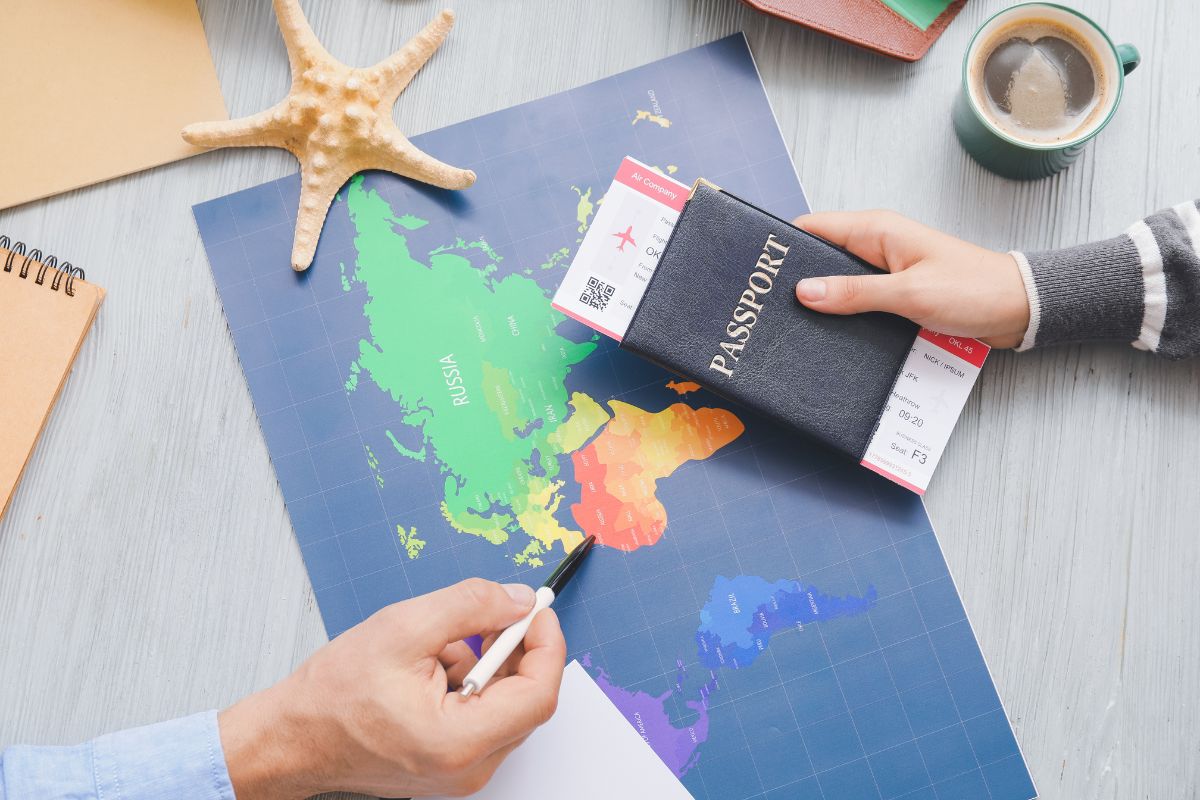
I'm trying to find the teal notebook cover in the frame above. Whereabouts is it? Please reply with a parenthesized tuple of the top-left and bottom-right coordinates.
(879, 0, 952, 30)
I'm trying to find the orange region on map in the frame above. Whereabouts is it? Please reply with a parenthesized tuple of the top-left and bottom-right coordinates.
(570, 401, 744, 551)
(666, 380, 701, 396)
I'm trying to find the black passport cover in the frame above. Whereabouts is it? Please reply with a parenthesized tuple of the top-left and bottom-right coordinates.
(622, 183, 919, 461)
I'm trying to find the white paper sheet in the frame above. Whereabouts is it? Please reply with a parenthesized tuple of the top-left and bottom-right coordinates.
(432, 660, 693, 799)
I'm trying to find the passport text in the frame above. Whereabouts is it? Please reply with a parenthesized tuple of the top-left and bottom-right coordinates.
(709, 234, 789, 378)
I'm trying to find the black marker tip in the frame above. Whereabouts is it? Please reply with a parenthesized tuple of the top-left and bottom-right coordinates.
(544, 535, 597, 595)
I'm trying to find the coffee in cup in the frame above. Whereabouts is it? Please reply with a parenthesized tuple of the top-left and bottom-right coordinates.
(971, 16, 1108, 144)
(954, 3, 1140, 180)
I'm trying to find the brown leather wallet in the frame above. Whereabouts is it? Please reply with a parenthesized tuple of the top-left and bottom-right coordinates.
(740, 0, 966, 61)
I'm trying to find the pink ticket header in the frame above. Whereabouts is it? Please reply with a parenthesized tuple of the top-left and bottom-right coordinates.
(614, 157, 690, 212)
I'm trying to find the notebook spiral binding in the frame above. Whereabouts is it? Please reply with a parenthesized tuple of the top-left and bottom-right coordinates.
(0, 235, 85, 297)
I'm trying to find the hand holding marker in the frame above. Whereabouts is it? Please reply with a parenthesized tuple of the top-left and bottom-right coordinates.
(460, 535, 596, 698)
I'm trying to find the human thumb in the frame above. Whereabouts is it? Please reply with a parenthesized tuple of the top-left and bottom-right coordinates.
(404, 578, 536, 652)
(795, 273, 907, 316)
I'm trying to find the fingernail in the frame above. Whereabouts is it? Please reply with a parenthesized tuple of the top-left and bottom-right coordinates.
(797, 278, 826, 301)
(503, 583, 535, 607)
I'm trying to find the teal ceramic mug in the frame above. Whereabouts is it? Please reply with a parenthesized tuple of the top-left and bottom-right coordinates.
(953, 3, 1140, 180)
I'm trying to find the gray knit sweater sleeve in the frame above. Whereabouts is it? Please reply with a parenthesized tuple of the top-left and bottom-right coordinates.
(1011, 200, 1200, 358)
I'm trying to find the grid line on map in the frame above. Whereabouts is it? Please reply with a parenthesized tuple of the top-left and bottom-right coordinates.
(815, 475, 929, 798)
(293, 174, 419, 613)
(233, 194, 365, 626)
(871, 484, 995, 800)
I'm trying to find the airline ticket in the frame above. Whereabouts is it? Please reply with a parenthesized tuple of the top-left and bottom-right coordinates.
(552, 157, 690, 341)
(860, 330, 990, 494)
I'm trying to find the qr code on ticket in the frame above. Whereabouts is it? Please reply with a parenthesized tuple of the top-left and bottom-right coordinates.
(580, 276, 616, 311)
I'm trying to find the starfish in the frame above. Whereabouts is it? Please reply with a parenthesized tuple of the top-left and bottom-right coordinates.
(183, 0, 475, 271)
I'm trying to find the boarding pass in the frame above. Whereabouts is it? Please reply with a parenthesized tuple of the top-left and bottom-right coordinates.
(552, 157, 689, 341)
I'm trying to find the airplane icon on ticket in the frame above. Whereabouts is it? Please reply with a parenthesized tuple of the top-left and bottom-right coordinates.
(612, 225, 636, 252)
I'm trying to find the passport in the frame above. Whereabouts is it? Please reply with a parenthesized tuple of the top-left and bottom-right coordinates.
(554, 160, 989, 494)
(623, 181, 918, 462)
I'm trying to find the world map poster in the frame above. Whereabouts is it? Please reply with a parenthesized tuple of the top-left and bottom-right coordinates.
(195, 34, 1035, 800)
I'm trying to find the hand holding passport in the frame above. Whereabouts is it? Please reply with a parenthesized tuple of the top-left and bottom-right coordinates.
(554, 157, 990, 494)
(793, 210, 1034, 350)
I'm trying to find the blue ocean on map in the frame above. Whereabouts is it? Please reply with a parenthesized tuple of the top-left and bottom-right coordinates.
(195, 34, 1035, 800)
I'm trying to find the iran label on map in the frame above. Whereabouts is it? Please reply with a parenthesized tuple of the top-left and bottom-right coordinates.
(551, 156, 688, 341)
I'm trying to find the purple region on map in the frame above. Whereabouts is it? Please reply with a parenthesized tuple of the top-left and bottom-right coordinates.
(583, 654, 710, 777)
(582, 573, 876, 778)
(696, 574, 877, 670)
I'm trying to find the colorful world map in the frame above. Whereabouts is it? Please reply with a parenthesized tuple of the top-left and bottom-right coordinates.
(197, 34, 1035, 800)
(338, 170, 884, 782)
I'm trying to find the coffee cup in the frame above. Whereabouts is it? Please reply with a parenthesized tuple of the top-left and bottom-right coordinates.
(953, 3, 1139, 180)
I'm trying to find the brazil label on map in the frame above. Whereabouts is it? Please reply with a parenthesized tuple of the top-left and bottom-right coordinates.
(195, 34, 1035, 800)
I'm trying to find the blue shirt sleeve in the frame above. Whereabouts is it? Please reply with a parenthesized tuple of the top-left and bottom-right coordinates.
(0, 711, 235, 800)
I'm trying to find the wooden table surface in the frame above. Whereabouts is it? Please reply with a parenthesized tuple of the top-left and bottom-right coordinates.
(2, 1, 1197, 797)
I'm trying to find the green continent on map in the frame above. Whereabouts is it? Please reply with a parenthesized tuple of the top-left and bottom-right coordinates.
(396, 525, 426, 560)
(344, 175, 604, 558)
(344, 175, 746, 563)
(570, 186, 595, 233)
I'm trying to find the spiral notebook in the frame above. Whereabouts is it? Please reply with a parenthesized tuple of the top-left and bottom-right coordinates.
(0, 237, 105, 519)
